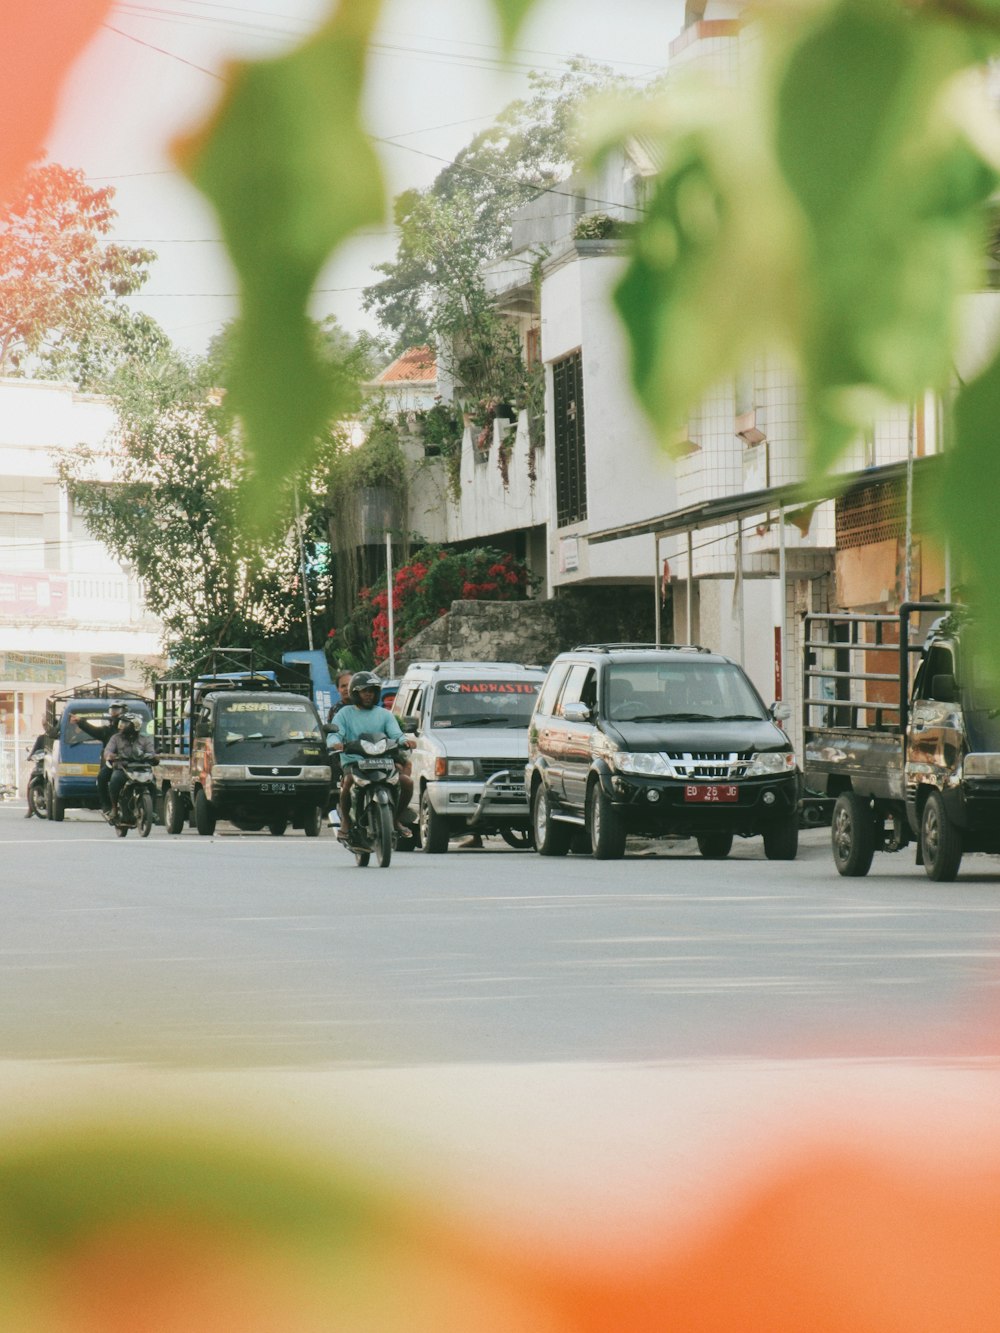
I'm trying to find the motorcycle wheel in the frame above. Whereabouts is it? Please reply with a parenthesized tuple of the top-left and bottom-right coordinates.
(500, 826, 532, 850)
(371, 797, 393, 868)
(116, 822, 129, 838)
(138, 791, 154, 838)
(29, 782, 47, 819)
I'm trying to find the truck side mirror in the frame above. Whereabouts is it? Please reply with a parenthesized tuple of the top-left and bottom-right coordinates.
(770, 701, 792, 721)
(930, 673, 959, 703)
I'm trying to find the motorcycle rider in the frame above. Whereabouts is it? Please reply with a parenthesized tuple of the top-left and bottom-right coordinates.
(330, 670, 415, 841)
(23, 730, 50, 818)
(104, 715, 156, 822)
(77, 701, 129, 816)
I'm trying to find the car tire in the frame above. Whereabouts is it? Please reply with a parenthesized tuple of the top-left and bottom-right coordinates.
(588, 781, 626, 860)
(696, 832, 733, 859)
(163, 788, 186, 835)
(194, 788, 216, 836)
(47, 781, 65, 822)
(763, 812, 798, 861)
(831, 792, 875, 877)
(532, 783, 570, 857)
(419, 788, 450, 853)
(268, 818, 288, 837)
(921, 790, 963, 882)
(302, 805, 323, 837)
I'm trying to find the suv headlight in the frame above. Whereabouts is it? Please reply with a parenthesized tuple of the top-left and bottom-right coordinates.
(963, 753, 1000, 778)
(745, 751, 796, 777)
(443, 758, 475, 778)
(614, 751, 673, 778)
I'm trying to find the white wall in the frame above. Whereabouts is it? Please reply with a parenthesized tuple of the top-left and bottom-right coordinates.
(540, 244, 677, 591)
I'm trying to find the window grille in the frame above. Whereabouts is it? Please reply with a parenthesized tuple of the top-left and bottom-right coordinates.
(552, 350, 587, 527)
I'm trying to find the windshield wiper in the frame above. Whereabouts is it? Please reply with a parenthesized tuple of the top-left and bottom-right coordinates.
(441, 716, 507, 727)
(713, 713, 763, 721)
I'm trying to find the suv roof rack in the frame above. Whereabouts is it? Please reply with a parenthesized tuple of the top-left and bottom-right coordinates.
(404, 660, 536, 672)
(571, 642, 712, 654)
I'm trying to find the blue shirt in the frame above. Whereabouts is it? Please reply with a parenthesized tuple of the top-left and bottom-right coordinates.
(332, 704, 403, 766)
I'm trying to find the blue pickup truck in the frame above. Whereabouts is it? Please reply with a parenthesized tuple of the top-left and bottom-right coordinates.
(43, 685, 151, 821)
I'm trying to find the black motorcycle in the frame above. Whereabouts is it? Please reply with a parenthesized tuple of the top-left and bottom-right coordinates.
(338, 735, 408, 868)
(110, 757, 159, 838)
(26, 749, 47, 819)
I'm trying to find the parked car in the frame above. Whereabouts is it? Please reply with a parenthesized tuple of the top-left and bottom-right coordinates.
(392, 660, 547, 851)
(525, 643, 799, 860)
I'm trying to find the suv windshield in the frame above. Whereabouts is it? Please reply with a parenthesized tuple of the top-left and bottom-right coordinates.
(217, 699, 322, 747)
(431, 680, 540, 729)
(605, 661, 767, 722)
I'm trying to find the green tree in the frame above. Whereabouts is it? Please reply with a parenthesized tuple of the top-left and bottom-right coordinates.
(363, 58, 636, 349)
(0, 161, 154, 377)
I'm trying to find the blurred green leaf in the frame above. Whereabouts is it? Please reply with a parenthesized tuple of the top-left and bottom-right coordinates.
(939, 350, 1000, 656)
(605, 0, 1000, 474)
(175, 0, 385, 527)
(489, 0, 541, 52)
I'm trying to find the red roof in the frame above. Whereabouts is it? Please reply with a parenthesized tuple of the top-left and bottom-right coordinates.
(375, 346, 436, 384)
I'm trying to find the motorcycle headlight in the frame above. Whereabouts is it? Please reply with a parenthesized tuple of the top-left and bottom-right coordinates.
(446, 759, 475, 778)
(614, 751, 673, 778)
(360, 737, 388, 755)
(211, 764, 244, 780)
(745, 751, 797, 777)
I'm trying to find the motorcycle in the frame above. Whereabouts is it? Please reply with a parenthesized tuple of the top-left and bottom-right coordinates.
(110, 757, 159, 838)
(26, 749, 47, 819)
(338, 735, 408, 868)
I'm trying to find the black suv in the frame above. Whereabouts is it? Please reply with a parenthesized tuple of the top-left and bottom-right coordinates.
(525, 644, 800, 860)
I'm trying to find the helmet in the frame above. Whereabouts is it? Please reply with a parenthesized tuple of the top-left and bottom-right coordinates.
(108, 701, 127, 715)
(349, 670, 382, 704)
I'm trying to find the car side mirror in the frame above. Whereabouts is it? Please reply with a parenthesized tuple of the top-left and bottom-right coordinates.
(563, 701, 592, 723)
(399, 715, 419, 734)
(770, 701, 792, 721)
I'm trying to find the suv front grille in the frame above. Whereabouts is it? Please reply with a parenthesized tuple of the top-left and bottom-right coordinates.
(663, 751, 753, 779)
(481, 758, 520, 780)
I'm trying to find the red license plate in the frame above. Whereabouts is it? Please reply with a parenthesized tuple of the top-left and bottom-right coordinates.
(684, 784, 738, 803)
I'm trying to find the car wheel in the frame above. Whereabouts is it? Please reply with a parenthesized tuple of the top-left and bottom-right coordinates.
(696, 832, 733, 859)
(268, 818, 288, 837)
(194, 788, 216, 836)
(419, 788, 450, 853)
(763, 812, 798, 861)
(921, 790, 963, 882)
(302, 805, 323, 837)
(532, 783, 569, 857)
(47, 782, 65, 822)
(588, 782, 626, 860)
(831, 792, 875, 877)
(163, 787, 186, 835)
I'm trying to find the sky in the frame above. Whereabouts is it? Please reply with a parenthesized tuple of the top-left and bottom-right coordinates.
(45, 0, 687, 355)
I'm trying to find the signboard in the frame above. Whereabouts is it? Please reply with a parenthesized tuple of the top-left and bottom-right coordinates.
(0, 574, 69, 619)
(0, 652, 66, 685)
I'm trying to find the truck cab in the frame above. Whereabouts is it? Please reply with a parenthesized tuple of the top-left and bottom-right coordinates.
(155, 671, 331, 837)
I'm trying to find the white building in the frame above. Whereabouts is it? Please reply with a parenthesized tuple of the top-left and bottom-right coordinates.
(0, 378, 161, 787)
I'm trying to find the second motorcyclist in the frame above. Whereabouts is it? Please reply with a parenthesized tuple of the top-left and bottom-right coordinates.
(104, 715, 156, 822)
(77, 701, 128, 817)
(330, 671, 415, 842)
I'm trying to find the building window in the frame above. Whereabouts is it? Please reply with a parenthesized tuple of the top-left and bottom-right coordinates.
(552, 349, 587, 527)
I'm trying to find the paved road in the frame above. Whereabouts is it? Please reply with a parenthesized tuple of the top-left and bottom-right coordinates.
(5, 802, 1000, 1067)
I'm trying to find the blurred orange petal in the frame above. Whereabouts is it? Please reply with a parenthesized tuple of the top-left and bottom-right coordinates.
(0, 0, 112, 204)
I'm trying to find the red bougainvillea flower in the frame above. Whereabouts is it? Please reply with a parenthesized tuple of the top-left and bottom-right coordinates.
(0, 1, 112, 206)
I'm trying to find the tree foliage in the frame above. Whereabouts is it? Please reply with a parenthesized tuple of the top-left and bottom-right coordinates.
(363, 58, 637, 349)
(0, 161, 154, 376)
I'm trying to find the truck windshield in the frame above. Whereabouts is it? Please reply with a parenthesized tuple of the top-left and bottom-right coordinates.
(63, 710, 108, 747)
(606, 662, 767, 722)
(217, 700, 322, 746)
(431, 680, 540, 729)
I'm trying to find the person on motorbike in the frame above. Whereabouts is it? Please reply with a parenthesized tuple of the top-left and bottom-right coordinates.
(330, 670, 415, 841)
(104, 715, 156, 822)
(77, 701, 128, 816)
(326, 669, 353, 723)
(23, 731, 50, 819)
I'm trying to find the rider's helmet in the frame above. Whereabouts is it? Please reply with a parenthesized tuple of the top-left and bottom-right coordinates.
(121, 712, 142, 739)
(349, 670, 382, 706)
(108, 701, 127, 719)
